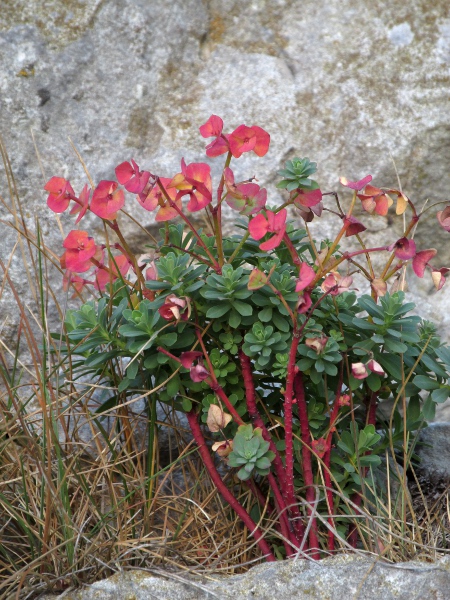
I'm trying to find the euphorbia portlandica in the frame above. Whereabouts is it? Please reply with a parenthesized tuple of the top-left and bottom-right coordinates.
(48, 115, 450, 562)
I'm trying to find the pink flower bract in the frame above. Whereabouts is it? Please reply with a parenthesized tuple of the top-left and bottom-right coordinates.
(431, 267, 450, 290)
(352, 362, 369, 379)
(69, 184, 90, 224)
(357, 185, 393, 216)
(412, 248, 437, 278)
(94, 254, 132, 291)
(228, 124, 270, 158)
(138, 177, 181, 221)
(91, 180, 125, 220)
(248, 209, 287, 251)
(62, 230, 97, 273)
(389, 237, 417, 260)
(437, 206, 450, 232)
(293, 188, 323, 208)
(344, 215, 366, 237)
(115, 159, 150, 194)
(169, 160, 212, 212)
(295, 262, 315, 291)
(45, 176, 75, 213)
(312, 438, 327, 459)
(339, 175, 372, 191)
(297, 291, 312, 314)
(180, 351, 203, 369)
(199, 115, 223, 138)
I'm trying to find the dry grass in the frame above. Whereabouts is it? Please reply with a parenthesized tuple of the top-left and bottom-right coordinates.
(0, 137, 449, 600)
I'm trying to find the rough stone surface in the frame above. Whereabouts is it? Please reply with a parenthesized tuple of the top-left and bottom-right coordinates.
(2, 1, 450, 418)
(38, 555, 450, 599)
(416, 422, 450, 478)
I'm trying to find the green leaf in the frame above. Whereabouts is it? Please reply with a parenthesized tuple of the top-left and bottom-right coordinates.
(229, 310, 241, 328)
(359, 455, 381, 467)
(181, 398, 192, 412)
(412, 375, 440, 390)
(259, 307, 273, 322)
(232, 300, 253, 317)
(431, 387, 450, 403)
(384, 339, 408, 353)
(422, 396, 436, 420)
(118, 378, 130, 392)
(206, 304, 231, 318)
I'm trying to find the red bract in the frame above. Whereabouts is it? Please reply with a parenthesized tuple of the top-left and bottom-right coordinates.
(343, 215, 366, 237)
(295, 201, 323, 223)
(115, 159, 150, 194)
(431, 267, 450, 290)
(338, 394, 351, 407)
(63, 271, 86, 294)
(199, 114, 223, 138)
(311, 438, 327, 459)
(357, 185, 393, 216)
(351, 362, 369, 379)
(179, 350, 210, 382)
(371, 277, 387, 297)
(45, 177, 75, 213)
(321, 272, 353, 295)
(190, 364, 210, 382)
(69, 184, 90, 224)
(179, 351, 203, 369)
(94, 254, 132, 291)
(248, 268, 268, 290)
(367, 359, 385, 376)
(412, 248, 437, 278)
(389, 237, 417, 260)
(297, 291, 312, 314)
(91, 180, 125, 220)
(138, 177, 181, 221)
(228, 124, 270, 158)
(437, 206, 450, 232)
(293, 188, 322, 208)
(305, 336, 328, 354)
(158, 294, 191, 321)
(295, 262, 315, 291)
(385, 188, 409, 215)
(224, 167, 268, 214)
(248, 209, 287, 251)
(339, 175, 372, 191)
(61, 230, 97, 273)
(169, 160, 212, 212)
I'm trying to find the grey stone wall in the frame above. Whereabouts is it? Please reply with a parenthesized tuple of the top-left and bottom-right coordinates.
(2, 0, 450, 415)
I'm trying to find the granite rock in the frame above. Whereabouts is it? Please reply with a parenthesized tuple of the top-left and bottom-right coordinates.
(38, 554, 450, 600)
(2, 0, 450, 409)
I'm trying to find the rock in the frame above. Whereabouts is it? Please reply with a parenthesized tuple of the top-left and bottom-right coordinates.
(416, 422, 450, 478)
(38, 554, 450, 599)
(2, 1, 450, 386)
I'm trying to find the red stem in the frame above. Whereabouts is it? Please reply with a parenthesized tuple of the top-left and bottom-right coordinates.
(294, 372, 320, 559)
(238, 350, 286, 486)
(282, 327, 309, 543)
(323, 363, 344, 552)
(282, 233, 302, 273)
(157, 346, 244, 424)
(186, 410, 276, 561)
(348, 391, 377, 548)
(239, 349, 302, 549)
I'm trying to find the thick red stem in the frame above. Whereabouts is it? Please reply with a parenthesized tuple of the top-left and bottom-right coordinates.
(348, 391, 378, 548)
(294, 372, 320, 559)
(283, 328, 307, 543)
(239, 349, 302, 549)
(323, 363, 344, 552)
(239, 350, 286, 486)
(186, 410, 276, 561)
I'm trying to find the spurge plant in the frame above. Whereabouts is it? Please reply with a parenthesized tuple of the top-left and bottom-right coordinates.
(47, 114, 450, 561)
